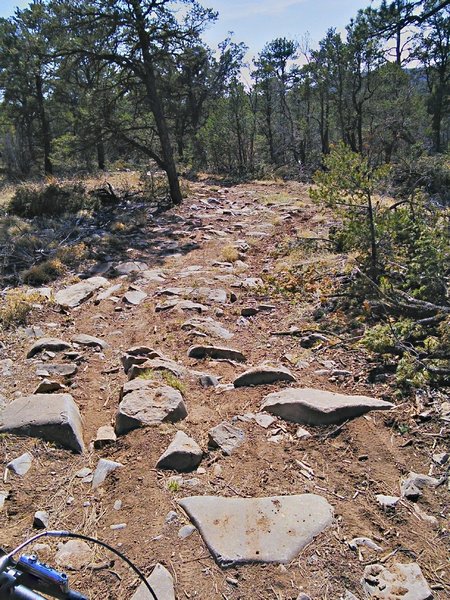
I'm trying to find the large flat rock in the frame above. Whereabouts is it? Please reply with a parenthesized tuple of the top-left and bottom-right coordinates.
(362, 563, 433, 599)
(116, 382, 187, 434)
(178, 494, 333, 566)
(261, 388, 394, 425)
(55, 277, 109, 308)
(0, 394, 84, 452)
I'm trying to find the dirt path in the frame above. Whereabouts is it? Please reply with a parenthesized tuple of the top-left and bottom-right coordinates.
(0, 180, 448, 599)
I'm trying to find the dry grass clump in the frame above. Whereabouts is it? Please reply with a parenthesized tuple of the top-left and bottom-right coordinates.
(22, 258, 66, 285)
(0, 289, 43, 329)
(220, 244, 240, 263)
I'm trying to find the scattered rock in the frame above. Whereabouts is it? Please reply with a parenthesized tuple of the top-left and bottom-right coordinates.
(0, 394, 84, 452)
(114, 261, 147, 275)
(178, 524, 197, 539)
(116, 381, 187, 434)
(156, 431, 203, 472)
(199, 374, 219, 388)
(33, 510, 49, 529)
(110, 523, 127, 530)
(0, 491, 8, 510)
(187, 345, 246, 362)
(178, 494, 333, 566)
(35, 364, 78, 378)
(156, 299, 208, 313)
(72, 334, 108, 349)
(348, 537, 383, 552)
(400, 472, 440, 501)
(75, 467, 92, 479)
(362, 562, 433, 599)
(127, 358, 186, 380)
(165, 511, 178, 524)
(208, 422, 245, 455)
(233, 366, 295, 387)
(0, 358, 13, 376)
(92, 458, 123, 489)
(55, 540, 93, 571)
(94, 425, 117, 448)
(123, 289, 148, 306)
(413, 504, 439, 526)
(296, 427, 312, 440)
(7, 452, 33, 476)
(34, 379, 67, 394)
(114, 500, 122, 510)
(432, 452, 449, 465)
(261, 388, 394, 425)
(254, 413, 277, 428)
(375, 494, 400, 510)
(27, 338, 71, 358)
(131, 563, 175, 600)
(55, 277, 109, 308)
(182, 317, 233, 340)
(121, 347, 163, 374)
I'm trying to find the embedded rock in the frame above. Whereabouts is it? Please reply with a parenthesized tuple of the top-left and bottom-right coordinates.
(362, 563, 433, 599)
(156, 431, 203, 472)
(261, 388, 394, 425)
(27, 338, 72, 358)
(178, 494, 333, 566)
(234, 366, 295, 387)
(92, 458, 123, 489)
(7, 452, 33, 476)
(0, 394, 84, 452)
(208, 422, 245, 455)
(55, 540, 93, 571)
(116, 382, 187, 434)
(55, 277, 109, 308)
(114, 261, 147, 275)
(34, 380, 66, 394)
(376, 494, 400, 510)
(188, 345, 246, 363)
(33, 510, 49, 529)
(400, 472, 440, 501)
(131, 563, 175, 600)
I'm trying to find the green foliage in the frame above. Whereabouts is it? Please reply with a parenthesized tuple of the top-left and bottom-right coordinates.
(8, 181, 98, 217)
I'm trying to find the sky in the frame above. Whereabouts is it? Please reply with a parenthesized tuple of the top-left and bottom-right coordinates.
(0, 0, 373, 56)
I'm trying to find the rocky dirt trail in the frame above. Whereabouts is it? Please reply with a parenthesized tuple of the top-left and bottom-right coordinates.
(0, 181, 448, 599)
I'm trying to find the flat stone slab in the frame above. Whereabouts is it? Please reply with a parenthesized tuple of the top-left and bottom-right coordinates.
(35, 364, 77, 377)
(156, 431, 203, 472)
(114, 261, 148, 275)
(55, 277, 109, 308)
(188, 346, 246, 362)
(261, 388, 394, 425)
(131, 563, 175, 600)
(27, 338, 72, 358)
(178, 494, 333, 566)
(72, 334, 108, 349)
(0, 394, 84, 452)
(116, 382, 187, 434)
(156, 299, 208, 313)
(362, 563, 433, 599)
(234, 366, 295, 387)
